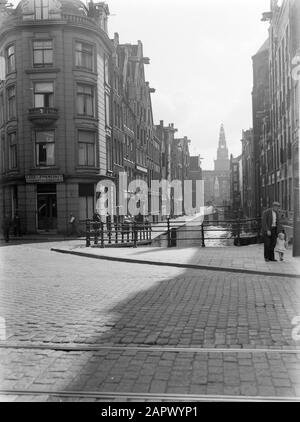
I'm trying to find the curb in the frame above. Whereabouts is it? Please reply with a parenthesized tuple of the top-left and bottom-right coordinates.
(51, 248, 300, 279)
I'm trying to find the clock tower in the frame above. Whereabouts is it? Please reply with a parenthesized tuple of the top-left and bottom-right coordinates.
(214, 124, 230, 171)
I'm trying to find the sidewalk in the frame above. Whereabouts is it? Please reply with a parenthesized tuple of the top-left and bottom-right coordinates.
(52, 241, 300, 278)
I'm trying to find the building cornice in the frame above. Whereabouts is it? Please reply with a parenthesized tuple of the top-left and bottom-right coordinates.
(0, 16, 114, 52)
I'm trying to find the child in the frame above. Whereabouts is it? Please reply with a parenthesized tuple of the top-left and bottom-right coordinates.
(274, 231, 288, 261)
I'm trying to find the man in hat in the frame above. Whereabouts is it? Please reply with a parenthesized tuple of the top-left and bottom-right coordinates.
(262, 202, 281, 262)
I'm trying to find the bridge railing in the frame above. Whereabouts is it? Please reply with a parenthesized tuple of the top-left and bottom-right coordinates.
(85, 220, 152, 248)
(85, 217, 262, 248)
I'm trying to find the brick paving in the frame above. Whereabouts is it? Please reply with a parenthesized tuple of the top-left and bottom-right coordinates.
(0, 241, 300, 401)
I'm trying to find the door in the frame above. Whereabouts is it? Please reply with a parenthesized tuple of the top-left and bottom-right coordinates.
(37, 193, 57, 231)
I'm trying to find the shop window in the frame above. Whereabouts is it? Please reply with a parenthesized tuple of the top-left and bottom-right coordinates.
(79, 184, 94, 220)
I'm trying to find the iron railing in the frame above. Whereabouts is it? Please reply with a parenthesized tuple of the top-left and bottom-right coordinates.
(85, 218, 262, 248)
(85, 220, 152, 248)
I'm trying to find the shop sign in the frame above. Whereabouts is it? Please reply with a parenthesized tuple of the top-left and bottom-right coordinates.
(26, 175, 64, 183)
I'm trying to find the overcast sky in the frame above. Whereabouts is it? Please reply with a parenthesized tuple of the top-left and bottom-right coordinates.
(107, 0, 271, 169)
(10, 0, 271, 169)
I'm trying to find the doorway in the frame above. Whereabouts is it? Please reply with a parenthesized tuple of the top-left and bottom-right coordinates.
(37, 184, 57, 231)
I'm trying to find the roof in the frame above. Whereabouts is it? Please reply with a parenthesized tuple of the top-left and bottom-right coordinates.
(255, 38, 269, 55)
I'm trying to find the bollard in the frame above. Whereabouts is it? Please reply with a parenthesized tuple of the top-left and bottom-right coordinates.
(201, 223, 205, 248)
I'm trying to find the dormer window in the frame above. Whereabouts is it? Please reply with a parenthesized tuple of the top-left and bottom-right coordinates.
(21, 0, 61, 21)
(35, 0, 49, 20)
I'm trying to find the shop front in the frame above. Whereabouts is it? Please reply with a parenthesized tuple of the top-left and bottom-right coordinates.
(25, 175, 63, 233)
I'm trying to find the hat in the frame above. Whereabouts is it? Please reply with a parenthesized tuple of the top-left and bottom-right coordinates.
(272, 201, 280, 207)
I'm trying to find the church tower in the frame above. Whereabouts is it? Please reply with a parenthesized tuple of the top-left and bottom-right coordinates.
(214, 124, 230, 171)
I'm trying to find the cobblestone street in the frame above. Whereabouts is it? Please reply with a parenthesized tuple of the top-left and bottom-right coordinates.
(1, 241, 300, 401)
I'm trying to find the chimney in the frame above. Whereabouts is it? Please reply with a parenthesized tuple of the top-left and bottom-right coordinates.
(114, 32, 119, 45)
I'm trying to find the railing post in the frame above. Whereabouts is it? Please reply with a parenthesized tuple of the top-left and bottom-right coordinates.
(167, 217, 171, 247)
(86, 220, 90, 247)
(121, 224, 124, 243)
(133, 221, 137, 248)
(94, 221, 98, 245)
(115, 223, 118, 244)
(201, 223, 205, 248)
(100, 221, 104, 248)
(237, 218, 241, 246)
(107, 220, 112, 244)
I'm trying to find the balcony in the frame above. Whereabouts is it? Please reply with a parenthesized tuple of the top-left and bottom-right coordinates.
(28, 107, 59, 125)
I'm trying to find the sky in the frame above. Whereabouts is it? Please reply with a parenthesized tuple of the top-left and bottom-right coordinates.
(10, 0, 272, 169)
(105, 0, 271, 170)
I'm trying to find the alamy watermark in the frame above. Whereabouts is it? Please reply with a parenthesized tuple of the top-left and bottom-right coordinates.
(292, 316, 300, 342)
(0, 317, 6, 341)
(95, 173, 205, 218)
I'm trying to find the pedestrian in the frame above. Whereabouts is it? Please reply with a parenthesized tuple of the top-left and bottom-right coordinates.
(68, 213, 77, 237)
(13, 211, 21, 237)
(261, 201, 281, 262)
(274, 231, 288, 262)
(2, 214, 11, 243)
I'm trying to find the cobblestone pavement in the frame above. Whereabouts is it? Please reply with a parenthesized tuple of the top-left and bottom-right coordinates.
(1, 242, 300, 401)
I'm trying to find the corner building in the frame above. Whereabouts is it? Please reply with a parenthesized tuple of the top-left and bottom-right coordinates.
(0, 0, 112, 234)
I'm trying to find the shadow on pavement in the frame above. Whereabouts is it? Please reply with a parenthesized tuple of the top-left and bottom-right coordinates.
(57, 256, 300, 396)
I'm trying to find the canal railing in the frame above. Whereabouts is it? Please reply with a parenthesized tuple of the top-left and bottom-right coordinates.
(85, 217, 262, 248)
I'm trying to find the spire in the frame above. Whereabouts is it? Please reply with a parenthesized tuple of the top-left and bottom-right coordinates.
(217, 124, 228, 160)
(219, 124, 226, 148)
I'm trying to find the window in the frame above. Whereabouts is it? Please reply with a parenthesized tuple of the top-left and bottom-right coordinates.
(75, 42, 93, 70)
(34, 0, 49, 20)
(8, 132, 17, 170)
(79, 184, 94, 220)
(105, 93, 110, 126)
(34, 82, 54, 108)
(104, 55, 109, 85)
(33, 40, 53, 67)
(77, 84, 94, 116)
(6, 45, 15, 73)
(7, 86, 16, 119)
(78, 130, 95, 167)
(0, 95, 4, 126)
(106, 136, 112, 171)
(35, 130, 55, 166)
